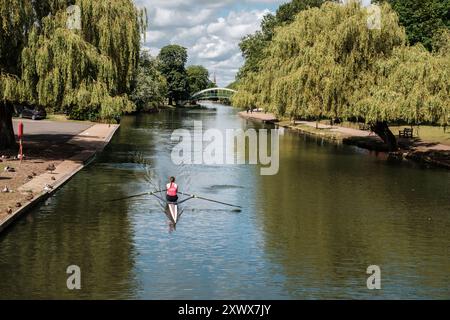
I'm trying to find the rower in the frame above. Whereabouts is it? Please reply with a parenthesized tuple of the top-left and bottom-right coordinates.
(166, 176, 178, 203)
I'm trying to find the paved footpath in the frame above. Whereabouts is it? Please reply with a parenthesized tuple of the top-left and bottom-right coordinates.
(12, 118, 93, 144)
(239, 111, 450, 151)
(238, 111, 278, 123)
(0, 122, 119, 233)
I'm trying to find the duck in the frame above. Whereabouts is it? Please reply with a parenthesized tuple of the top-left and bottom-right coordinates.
(46, 164, 56, 174)
(1, 186, 9, 193)
(43, 184, 54, 192)
(3, 166, 15, 173)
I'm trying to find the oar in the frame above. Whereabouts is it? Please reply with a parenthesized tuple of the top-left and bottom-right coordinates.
(106, 190, 163, 202)
(178, 192, 242, 209)
(177, 196, 195, 205)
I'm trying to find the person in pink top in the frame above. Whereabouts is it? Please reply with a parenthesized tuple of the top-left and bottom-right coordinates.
(166, 176, 178, 203)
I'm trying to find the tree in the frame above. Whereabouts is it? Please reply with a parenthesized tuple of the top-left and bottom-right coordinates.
(0, 0, 145, 149)
(383, 0, 450, 51)
(0, 0, 42, 149)
(131, 51, 167, 112)
(158, 45, 189, 105)
(237, 0, 327, 79)
(233, 2, 450, 151)
(226, 81, 240, 91)
(186, 65, 213, 96)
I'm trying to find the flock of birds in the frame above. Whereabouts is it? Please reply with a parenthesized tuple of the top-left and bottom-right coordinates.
(1, 161, 57, 215)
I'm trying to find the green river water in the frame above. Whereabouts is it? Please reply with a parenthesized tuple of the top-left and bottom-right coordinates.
(0, 103, 449, 299)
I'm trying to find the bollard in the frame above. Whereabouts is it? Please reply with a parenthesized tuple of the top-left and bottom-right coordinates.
(18, 121, 24, 162)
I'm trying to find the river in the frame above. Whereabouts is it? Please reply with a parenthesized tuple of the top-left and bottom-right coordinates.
(0, 103, 449, 299)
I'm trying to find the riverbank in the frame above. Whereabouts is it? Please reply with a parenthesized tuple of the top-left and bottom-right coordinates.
(0, 121, 119, 233)
(239, 111, 450, 169)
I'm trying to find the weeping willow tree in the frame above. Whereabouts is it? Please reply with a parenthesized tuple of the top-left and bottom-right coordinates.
(0, 0, 33, 148)
(349, 44, 450, 146)
(233, 1, 450, 151)
(0, 0, 146, 149)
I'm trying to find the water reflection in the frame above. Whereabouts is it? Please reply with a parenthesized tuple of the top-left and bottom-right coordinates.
(257, 130, 450, 299)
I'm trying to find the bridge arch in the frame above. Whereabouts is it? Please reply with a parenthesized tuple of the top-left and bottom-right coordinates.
(190, 87, 237, 101)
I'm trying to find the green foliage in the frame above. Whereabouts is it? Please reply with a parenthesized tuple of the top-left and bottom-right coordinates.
(131, 51, 167, 111)
(187, 65, 213, 95)
(78, 0, 145, 93)
(1, 0, 145, 123)
(383, 0, 450, 51)
(0, 0, 33, 74)
(351, 45, 450, 126)
(276, 0, 326, 25)
(237, 0, 327, 79)
(158, 45, 189, 104)
(233, 2, 450, 127)
(158, 45, 188, 71)
(432, 28, 450, 56)
(226, 80, 240, 91)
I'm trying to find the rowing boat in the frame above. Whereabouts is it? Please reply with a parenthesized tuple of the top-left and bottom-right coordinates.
(167, 202, 178, 224)
(106, 190, 241, 227)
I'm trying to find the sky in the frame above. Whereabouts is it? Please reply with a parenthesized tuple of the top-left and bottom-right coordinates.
(134, 0, 372, 87)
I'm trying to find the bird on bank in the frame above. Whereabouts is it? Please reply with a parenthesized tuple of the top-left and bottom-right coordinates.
(1, 186, 9, 193)
(46, 164, 56, 174)
(3, 166, 15, 173)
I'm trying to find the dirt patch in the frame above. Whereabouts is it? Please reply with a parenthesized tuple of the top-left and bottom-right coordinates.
(0, 140, 83, 220)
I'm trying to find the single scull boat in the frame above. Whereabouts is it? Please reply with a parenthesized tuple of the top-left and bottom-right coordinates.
(106, 190, 241, 225)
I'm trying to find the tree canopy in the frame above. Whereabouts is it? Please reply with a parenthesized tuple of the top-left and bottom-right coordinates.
(158, 44, 189, 105)
(187, 65, 214, 96)
(237, 0, 328, 79)
(382, 0, 450, 51)
(0, 0, 145, 148)
(233, 2, 450, 150)
(131, 51, 167, 112)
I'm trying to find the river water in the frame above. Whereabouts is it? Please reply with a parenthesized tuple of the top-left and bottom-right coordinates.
(0, 103, 449, 299)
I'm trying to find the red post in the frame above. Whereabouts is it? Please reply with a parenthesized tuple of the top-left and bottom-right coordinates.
(18, 121, 24, 162)
(18, 121, 23, 139)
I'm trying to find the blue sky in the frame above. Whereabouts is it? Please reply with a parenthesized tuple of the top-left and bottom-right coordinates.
(134, 0, 371, 86)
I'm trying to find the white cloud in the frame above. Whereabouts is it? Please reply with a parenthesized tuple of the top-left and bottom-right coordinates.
(134, 0, 286, 86)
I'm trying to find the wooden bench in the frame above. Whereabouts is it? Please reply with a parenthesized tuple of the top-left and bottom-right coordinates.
(399, 128, 413, 138)
(359, 123, 371, 131)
